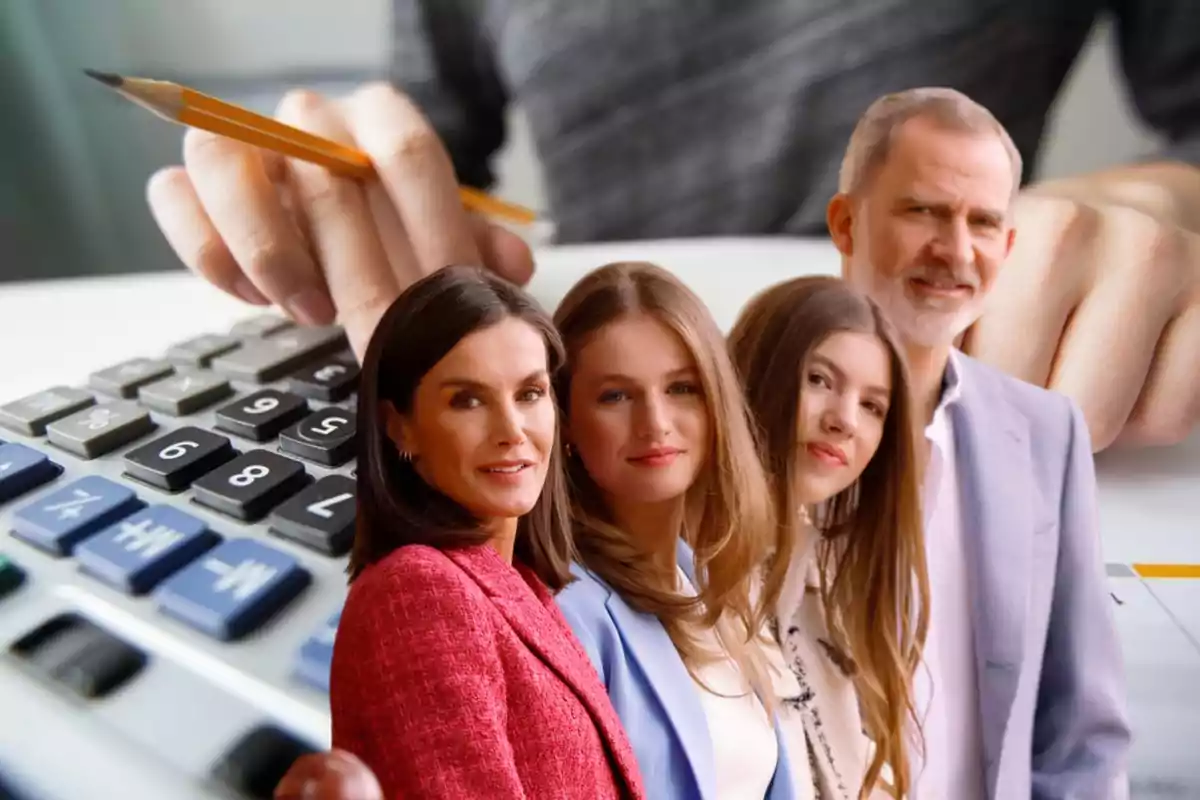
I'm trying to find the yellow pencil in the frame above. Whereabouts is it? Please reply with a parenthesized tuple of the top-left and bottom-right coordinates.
(85, 69, 541, 227)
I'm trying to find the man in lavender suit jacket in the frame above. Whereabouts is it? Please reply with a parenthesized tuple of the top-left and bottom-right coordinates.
(830, 87, 1131, 799)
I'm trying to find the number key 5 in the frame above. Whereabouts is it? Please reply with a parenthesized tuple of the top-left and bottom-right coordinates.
(280, 409, 357, 467)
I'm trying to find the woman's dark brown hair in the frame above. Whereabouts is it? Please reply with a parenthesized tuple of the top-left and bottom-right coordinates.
(728, 275, 931, 800)
(349, 265, 575, 589)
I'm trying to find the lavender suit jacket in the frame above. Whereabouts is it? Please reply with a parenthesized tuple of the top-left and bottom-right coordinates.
(951, 352, 1132, 799)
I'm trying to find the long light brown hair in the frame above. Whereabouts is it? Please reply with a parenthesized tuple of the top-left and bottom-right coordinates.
(728, 275, 930, 799)
(553, 261, 782, 692)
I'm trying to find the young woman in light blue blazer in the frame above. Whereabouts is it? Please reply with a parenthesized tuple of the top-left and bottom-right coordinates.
(550, 260, 804, 800)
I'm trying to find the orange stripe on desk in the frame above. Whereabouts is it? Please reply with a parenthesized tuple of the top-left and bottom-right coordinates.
(1132, 564, 1200, 579)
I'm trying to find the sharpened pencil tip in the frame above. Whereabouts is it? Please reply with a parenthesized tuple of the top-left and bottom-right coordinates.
(83, 69, 124, 88)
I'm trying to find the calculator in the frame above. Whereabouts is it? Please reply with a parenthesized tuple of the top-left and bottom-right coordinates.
(0, 315, 358, 800)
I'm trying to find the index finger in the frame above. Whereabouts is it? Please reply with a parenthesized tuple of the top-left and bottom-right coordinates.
(345, 83, 483, 283)
(182, 128, 329, 324)
(274, 89, 400, 359)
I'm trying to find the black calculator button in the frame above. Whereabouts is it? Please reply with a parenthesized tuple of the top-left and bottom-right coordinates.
(0, 554, 25, 601)
(211, 724, 316, 800)
(215, 390, 309, 442)
(10, 613, 147, 700)
(192, 450, 310, 522)
(279, 409, 356, 466)
(287, 357, 359, 402)
(269, 475, 356, 556)
(123, 427, 236, 491)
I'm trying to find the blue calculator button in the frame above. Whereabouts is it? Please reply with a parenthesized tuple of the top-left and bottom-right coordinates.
(294, 609, 340, 693)
(0, 443, 61, 503)
(76, 505, 221, 595)
(155, 538, 310, 641)
(11, 476, 142, 556)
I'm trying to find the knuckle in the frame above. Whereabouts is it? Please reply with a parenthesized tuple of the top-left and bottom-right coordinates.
(241, 242, 291, 285)
(1104, 209, 1185, 299)
(297, 175, 350, 214)
(346, 82, 446, 167)
(1010, 198, 1091, 291)
(334, 282, 405, 355)
(275, 88, 358, 149)
(1019, 194, 1095, 241)
(275, 88, 328, 124)
(1050, 201, 1099, 273)
(191, 236, 237, 280)
(1106, 204, 1159, 252)
(338, 281, 400, 322)
(182, 127, 234, 166)
(1149, 226, 1189, 284)
(1064, 199, 1101, 244)
(377, 127, 444, 171)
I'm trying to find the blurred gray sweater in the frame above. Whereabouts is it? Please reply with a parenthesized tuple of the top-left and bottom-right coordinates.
(389, 0, 1200, 243)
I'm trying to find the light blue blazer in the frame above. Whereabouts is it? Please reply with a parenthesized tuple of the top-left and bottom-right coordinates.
(556, 538, 799, 800)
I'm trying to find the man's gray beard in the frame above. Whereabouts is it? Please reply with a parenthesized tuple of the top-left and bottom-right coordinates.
(847, 255, 980, 348)
(886, 303, 974, 349)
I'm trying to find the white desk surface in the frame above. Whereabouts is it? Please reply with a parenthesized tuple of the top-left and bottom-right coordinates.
(1, 236, 1198, 789)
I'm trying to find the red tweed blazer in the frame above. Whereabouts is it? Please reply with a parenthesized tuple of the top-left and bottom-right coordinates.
(330, 543, 645, 799)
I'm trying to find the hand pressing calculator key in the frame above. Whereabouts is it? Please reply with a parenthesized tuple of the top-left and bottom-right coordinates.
(0, 314, 357, 800)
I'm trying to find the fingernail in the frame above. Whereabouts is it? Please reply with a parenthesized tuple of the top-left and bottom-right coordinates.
(286, 288, 336, 326)
(234, 278, 270, 305)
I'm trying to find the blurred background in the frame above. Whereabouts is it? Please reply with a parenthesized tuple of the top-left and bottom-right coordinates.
(0, 0, 1163, 284)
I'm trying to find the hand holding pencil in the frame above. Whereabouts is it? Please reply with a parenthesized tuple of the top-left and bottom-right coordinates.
(90, 73, 540, 359)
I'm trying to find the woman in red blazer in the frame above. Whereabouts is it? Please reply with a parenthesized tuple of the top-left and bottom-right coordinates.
(327, 265, 644, 799)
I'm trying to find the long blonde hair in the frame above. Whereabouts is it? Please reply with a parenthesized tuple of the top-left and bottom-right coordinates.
(728, 276, 930, 799)
(553, 261, 782, 694)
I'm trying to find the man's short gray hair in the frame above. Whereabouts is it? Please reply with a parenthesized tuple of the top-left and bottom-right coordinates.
(837, 87, 1023, 198)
